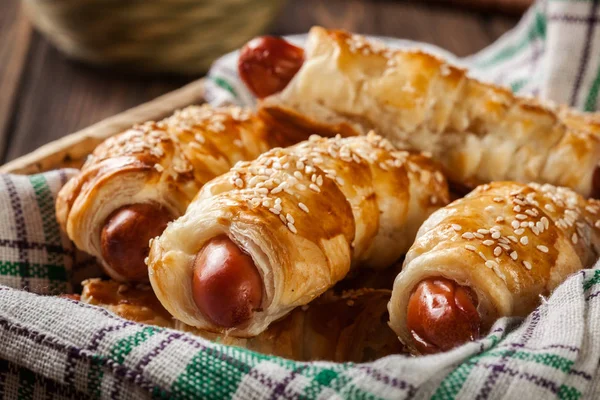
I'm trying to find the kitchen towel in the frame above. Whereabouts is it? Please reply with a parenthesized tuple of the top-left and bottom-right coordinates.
(2, 0, 600, 398)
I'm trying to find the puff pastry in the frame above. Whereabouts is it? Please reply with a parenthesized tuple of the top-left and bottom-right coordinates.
(388, 181, 600, 354)
(56, 105, 297, 282)
(148, 133, 449, 337)
(79, 279, 404, 362)
(259, 27, 600, 197)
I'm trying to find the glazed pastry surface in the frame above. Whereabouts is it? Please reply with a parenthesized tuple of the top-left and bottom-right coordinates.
(148, 133, 449, 336)
(389, 181, 600, 353)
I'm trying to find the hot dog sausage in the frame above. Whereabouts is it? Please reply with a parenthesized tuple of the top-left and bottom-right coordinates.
(101, 203, 173, 282)
(406, 277, 480, 354)
(191, 236, 263, 328)
(238, 36, 304, 98)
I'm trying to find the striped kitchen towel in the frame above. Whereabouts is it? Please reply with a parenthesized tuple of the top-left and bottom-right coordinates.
(206, 0, 600, 112)
(0, 170, 98, 297)
(3, 0, 600, 399)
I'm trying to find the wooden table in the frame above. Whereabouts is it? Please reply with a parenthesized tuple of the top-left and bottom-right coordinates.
(0, 0, 519, 165)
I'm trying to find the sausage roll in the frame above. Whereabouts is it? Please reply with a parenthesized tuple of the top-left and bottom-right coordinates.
(79, 279, 404, 362)
(388, 181, 600, 354)
(239, 27, 600, 197)
(56, 105, 297, 283)
(147, 133, 449, 336)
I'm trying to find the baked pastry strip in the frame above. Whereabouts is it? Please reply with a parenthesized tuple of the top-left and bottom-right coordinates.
(388, 181, 600, 354)
(148, 133, 449, 336)
(240, 27, 600, 197)
(56, 105, 295, 282)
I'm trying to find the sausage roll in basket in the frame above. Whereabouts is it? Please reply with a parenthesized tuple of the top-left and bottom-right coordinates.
(147, 133, 449, 336)
(56, 105, 300, 283)
(79, 279, 404, 362)
(388, 182, 600, 354)
(239, 27, 600, 197)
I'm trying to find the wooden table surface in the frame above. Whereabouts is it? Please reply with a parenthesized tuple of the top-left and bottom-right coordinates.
(0, 0, 519, 166)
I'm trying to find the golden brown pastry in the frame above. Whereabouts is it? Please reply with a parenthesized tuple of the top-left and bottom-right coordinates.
(388, 182, 600, 354)
(56, 105, 300, 283)
(238, 28, 600, 198)
(79, 279, 404, 362)
(148, 133, 449, 337)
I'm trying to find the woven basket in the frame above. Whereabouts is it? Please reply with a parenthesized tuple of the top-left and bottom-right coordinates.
(22, 0, 285, 74)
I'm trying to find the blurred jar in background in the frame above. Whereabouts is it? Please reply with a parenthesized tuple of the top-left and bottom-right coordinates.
(22, 0, 285, 74)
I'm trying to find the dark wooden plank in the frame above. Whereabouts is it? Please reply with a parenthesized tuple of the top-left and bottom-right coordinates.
(272, 0, 518, 56)
(0, 0, 33, 160)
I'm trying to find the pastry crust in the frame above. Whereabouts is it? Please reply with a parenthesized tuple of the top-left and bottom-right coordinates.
(56, 105, 283, 281)
(148, 133, 449, 336)
(262, 26, 600, 197)
(79, 279, 404, 362)
(388, 181, 600, 353)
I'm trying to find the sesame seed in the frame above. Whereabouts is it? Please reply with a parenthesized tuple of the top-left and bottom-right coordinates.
(474, 233, 485, 239)
(515, 214, 527, 220)
(296, 161, 304, 170)
(520, 236, 529, 245)
(309, 183, 321, 193)
(523, 261, 532, 270)
(514, 228, 525, 235)
(496, 216, 505, 223)
(537, 245, 549, 253)
(536, 221, 544, 232)
(491, 231, 501, 239)
(510, 251, 518, 260)
(287, 223, 297, 234)
(494, 247, 502, 257)
(531, 226, 540, 236)
(493, 266, 507, 283)
(485, 206, 495, 212)
(595, 220, 600, 229)
(483, 240, 495, 246)
(572, 233, 578, 244)
(493, 197, 504, 203)
(235, 178, 244, 188)
(435, 171, 444, 183)
(478, 229, 490, 235)
(521, 221, 529, 228)
(286, 213, 295, 224)
(271, 187, 282, 194)
(462, 232, 475, 239)
(499, 243, 511, 251)
(336, 177, 345, 186)
(545, 204, 556, 213)
(465, 244, 476, 251)
(485, 260, 498, 269)
(586, 205, 598, 214)
(298, 203, 309, 213)
(511, 221, 520, 229)
(479, 251, 487, 261)
(293, 171, 303, 180)
(296, 184, 307, 191)
(279, 214, 287, 224)
(542, 217, 550, 229)
(452, 224, 462, 231)
(507, 236, 518, 243)
(513, 205, 521, 212)
(269, 208, 280, 215)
